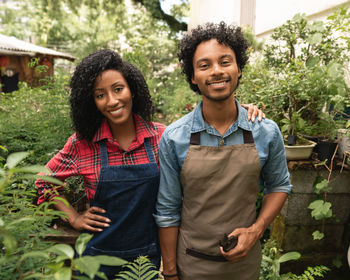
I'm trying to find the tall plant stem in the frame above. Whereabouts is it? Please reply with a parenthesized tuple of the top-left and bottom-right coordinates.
(321, 144, 339, 234)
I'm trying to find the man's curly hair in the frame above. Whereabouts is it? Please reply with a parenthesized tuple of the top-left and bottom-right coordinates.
(70, 49, 154, 141)
(178, 22, 249, 94)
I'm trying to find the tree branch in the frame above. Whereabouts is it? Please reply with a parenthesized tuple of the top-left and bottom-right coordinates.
(133, 0, 188, 32)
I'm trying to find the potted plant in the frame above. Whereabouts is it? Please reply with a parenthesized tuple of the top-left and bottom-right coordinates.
(261, 13, 350, 160)
(280, 111, 316, 160)
(312, 112, 340, 163)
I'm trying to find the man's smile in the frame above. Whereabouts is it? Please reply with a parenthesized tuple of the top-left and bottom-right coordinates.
(206, 77, 231, 86)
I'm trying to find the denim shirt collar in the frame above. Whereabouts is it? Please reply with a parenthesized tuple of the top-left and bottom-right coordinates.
(191, 99, 252, 136)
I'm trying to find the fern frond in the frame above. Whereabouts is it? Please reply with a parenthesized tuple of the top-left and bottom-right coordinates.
(140, 270, 159, 280)
(297, 265, 330, 279)
(114, 256, 160, 280)
(116, 270, 138, 280)
(280, 265, 329, 280)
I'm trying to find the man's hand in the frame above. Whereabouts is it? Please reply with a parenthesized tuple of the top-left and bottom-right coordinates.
(70, 206, 111, 232)
(241, 103, 265, 122)
(221, 193, 288, 262)
(220, 223, 263, 262)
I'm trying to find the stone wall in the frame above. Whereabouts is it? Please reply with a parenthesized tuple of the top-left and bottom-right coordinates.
(271, 164, 350, 271)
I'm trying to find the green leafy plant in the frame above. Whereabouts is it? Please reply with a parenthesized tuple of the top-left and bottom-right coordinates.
(149, 67, 201, 124)
(0, 151, 159, 280)
(260, 239, 301, 280)
(265, 13, 349, 138)
(239, 9, 350, 141)
(0, 71, 72, 165)
(260, 239, 329, 280)
(22, 232, 161, 280)
(0, 151, 63, 192)
(0, 151, 65, 279)
(281, 266, 330, 280)
(22, 233, 127, 279)
(308, 155, 339, 240)
(115, 256, 160, 280)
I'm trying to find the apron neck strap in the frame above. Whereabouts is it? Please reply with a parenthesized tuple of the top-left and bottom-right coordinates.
(242, 129, 254, 144)
(190, 132, 201, 145)
(144, 138, 156, 163)
(189, 129, 254, 145)
(99, 140, 109, 167)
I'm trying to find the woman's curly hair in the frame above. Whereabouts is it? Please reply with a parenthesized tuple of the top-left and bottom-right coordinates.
(70, 49, 154, 141)
(178, 22, 249, 94)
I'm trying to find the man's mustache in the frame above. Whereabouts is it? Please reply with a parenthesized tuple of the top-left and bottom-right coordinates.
(206, 76, 232, 85)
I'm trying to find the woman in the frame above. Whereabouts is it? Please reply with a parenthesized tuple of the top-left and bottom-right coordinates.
(36, 49, 164, 278)
(36, 49, 263, 279)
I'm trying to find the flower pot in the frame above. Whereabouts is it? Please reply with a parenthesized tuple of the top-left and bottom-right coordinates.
(284, 139, 316, 160)
(317, 140, 337, 163)
(338, 129, 350, 159)
(287, 134, 298, 145)
(302, 135, 327, 153)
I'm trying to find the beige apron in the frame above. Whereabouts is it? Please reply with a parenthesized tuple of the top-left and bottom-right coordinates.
(177, 130, 262, 280)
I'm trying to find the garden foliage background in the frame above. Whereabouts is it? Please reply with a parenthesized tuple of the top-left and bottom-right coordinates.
(0, 0, 350, 279)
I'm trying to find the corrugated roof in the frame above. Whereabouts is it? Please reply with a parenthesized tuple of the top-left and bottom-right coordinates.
(0, 34, 75, 61)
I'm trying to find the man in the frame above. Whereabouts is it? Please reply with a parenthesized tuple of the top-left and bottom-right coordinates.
(154, 22, 292, 280)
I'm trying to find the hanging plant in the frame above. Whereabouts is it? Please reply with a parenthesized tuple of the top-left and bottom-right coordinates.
(0, 55, 10, 67)
(0, 55, 10, 75)
(39, 57, 52, 68)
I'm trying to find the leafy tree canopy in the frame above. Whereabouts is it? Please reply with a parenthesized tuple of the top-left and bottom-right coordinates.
(0, 0, 182, 72)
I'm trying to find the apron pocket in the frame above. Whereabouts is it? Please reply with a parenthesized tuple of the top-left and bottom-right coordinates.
(186, 248, 227, 262)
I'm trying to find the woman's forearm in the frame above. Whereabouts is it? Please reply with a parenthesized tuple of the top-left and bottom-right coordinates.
(51, 195, 80, 225)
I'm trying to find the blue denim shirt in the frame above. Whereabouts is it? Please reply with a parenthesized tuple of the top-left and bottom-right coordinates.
(154, 100, 292, 227)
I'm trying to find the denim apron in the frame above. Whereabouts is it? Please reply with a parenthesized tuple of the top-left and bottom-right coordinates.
(177, 129, 262, 280)
(83, 138, 161, 279)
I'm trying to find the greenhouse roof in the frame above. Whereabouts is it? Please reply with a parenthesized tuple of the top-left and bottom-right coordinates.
(0, 34, 75, 61)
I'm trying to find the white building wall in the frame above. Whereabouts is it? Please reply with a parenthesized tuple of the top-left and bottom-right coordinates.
(255, 0, 349, 36)
(240, 0, 256, 32)
(189, 0, 349, 35)
(189, 0, 242, 30)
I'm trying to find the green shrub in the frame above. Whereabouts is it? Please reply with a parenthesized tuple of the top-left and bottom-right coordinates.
(238, 9, 350, 137)
(149, 67, 201, 125)
(0, 70, 72, 165)
(0, 151, 65, 279)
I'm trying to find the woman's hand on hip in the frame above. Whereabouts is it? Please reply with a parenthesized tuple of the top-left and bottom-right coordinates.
(70, 206, 111, 232)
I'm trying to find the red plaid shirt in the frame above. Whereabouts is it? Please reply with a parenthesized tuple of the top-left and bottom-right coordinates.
(36, 114, 166, 204)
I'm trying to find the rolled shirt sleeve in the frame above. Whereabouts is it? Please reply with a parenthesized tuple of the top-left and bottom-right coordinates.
(258, 121, 292, 194)
(154, 131, 183, 227)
